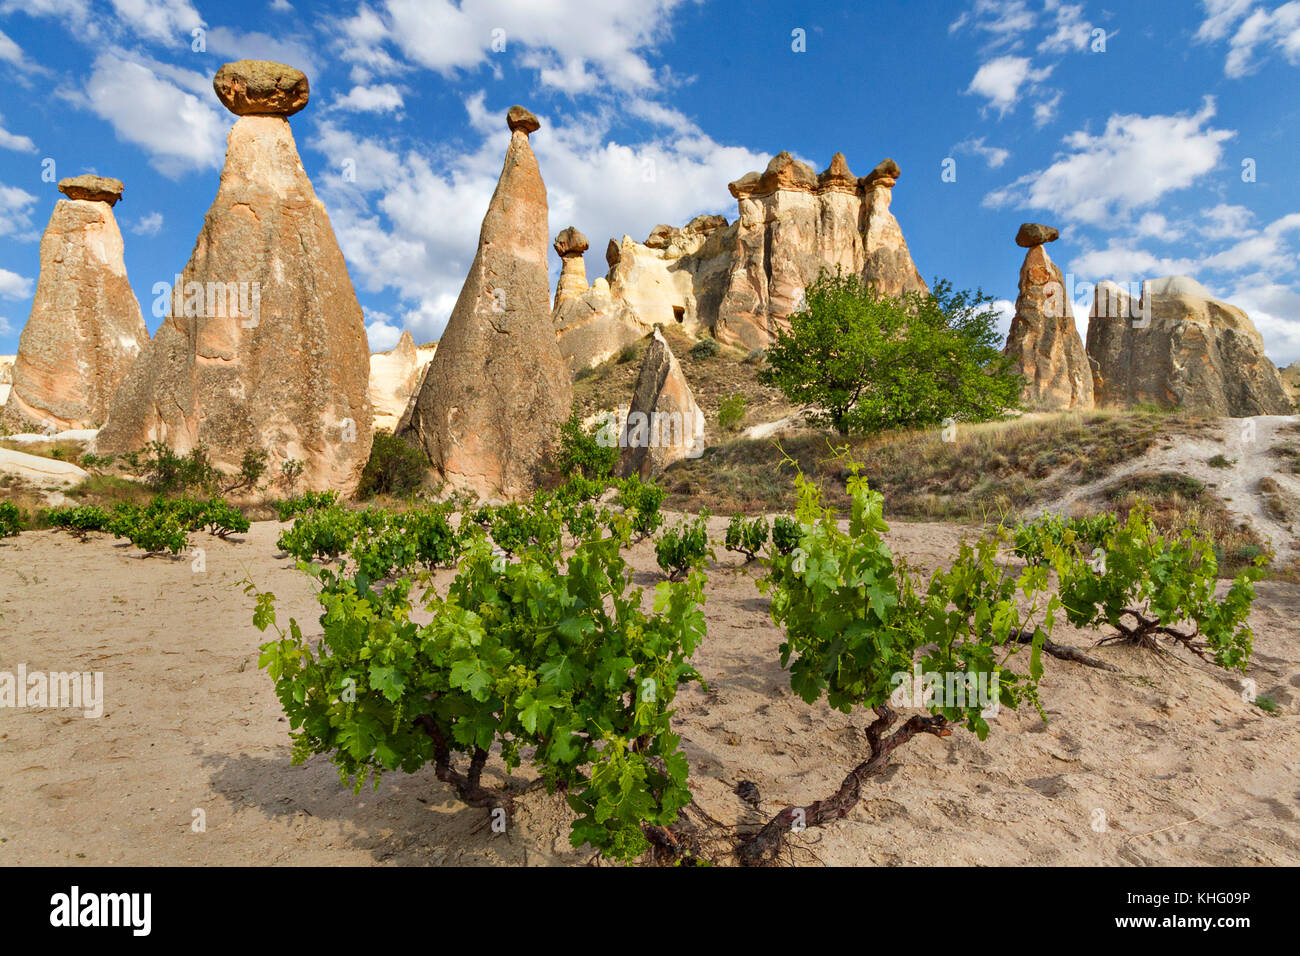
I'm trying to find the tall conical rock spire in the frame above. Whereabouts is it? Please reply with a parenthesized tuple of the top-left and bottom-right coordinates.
(1, 175, 147, 433)
(1002, 223, 1094, 410)
(97, 60, 372, 494)
(399, 105, 571, 500)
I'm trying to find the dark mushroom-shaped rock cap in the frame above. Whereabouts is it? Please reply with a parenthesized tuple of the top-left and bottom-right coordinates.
(553, 227, 589, 257)
(507, 105, 540, 135)
(213, 60, 310, 117)
(58, 175, 125, 206)
(1016, 223, 1060, 248)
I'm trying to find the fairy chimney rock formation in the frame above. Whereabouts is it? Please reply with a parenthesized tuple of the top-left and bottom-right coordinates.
(1002, 224, 1094, 410)
(1086, 276, 1291, 415)
(96, 60, 373, 494)
(0, 175, 147, 433)
(553, 150, 930, 371)
(398, 105, 571, 500)
(553, 226, 590, 308)
(617, 327, 704, 478)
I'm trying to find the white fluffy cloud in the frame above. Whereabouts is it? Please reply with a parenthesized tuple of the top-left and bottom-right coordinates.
(1196, 0, 1300, 76)
(79, 52, 227, 177)
(1038, 0, 1102, 53)
(967, 55, 1054, 116)
(0, 184, 38, 239)
(129, 211, 164, 236)
(309, 93, 766, 342)
(953, 136, 1010, 168)
(0, 115, 36, 152)
(0, 267, 34, 299)
(331, 83, 405, 113)
(984, 98, 1235, 225)
(108, 0, 203, 43)
(335, 0, 683, 92)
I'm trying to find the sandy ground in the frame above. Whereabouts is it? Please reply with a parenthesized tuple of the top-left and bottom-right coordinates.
(1, 516, 1298, 866)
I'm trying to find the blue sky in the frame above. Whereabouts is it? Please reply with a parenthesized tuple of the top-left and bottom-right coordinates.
(0, 0, 1298, 363)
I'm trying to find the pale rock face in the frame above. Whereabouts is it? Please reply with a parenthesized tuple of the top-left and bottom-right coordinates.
(399, 106, 571, 500)
(1086, 277, 1291, 415)
(0, 355, 14, 407)
(617, 328, 704, 479)
(96, 107, 373, 495)
(0, 196, 148, 433)
(553, 152, 928, 369)
(1003, 239, 1094, 410)
(369, 330, 435, 433)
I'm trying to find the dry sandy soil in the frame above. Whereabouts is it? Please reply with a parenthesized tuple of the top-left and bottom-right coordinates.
(1, 516, 1298, 866)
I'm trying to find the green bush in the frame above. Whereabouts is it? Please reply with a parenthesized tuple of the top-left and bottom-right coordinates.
(253, 526, 707, 863)
(771, 516, 801, 555)
(724, 514, 769, 561)
(760, 272, 1022, 434)
(689, 338, 720, 360)
(615, 475, 665, 541)
(358, 432, 428, 499)
(718, 393, 746, 432)
(554, 412, 619, 481)
(0, 501, 21, 537)
(277, 490, 341, 522)
(655, 513, 713, 581)
(44, 504, 112, 538)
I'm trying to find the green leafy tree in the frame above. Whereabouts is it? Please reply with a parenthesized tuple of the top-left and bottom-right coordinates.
(760, 272, 1023, 434)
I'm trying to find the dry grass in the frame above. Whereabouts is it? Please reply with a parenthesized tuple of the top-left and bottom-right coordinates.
(662, 409, 1206, 521)
(0, 438, 89, 463)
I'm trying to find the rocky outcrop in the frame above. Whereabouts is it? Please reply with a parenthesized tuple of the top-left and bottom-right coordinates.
(719, 153, 928, 349)
(1086, 276, 1291, 415)
(369, 330, 435, 433)
(617, 328, 704, 478)
(1002, 224, 1093, 410)
(398, 106, 571, 500)
(553, 151, 928, 370)
(0, 176, 148, 433)
(1280, 361, 1300, 409)
(96, 61, 373, 495)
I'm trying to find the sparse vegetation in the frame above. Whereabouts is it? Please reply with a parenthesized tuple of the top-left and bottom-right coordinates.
(663, 410, 1199, 519)
(1208, 454, 1235, 468)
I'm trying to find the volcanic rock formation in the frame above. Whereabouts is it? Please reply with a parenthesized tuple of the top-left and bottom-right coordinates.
(553, 152, 928, 371)
(1002, 223, 1094, 410)
(0, 175, 148, 433)
(398, 106, 571, 500)
(96, 61, 373, 494)
(617, 327, 704, 478)
(1086, 276, 1291, 415)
